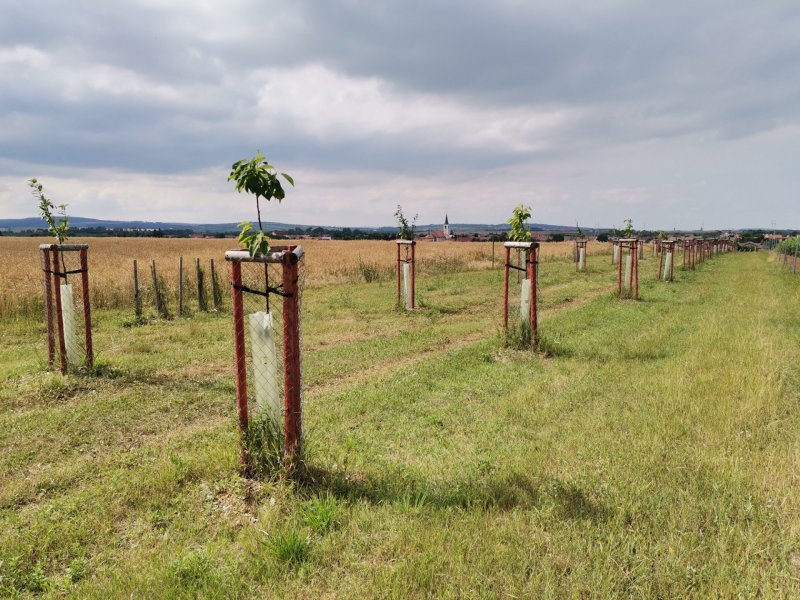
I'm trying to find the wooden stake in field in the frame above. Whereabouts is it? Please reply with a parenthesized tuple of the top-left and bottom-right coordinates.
(151, 260, 169, 319)
(133, 259, 142, 320)
(196, 258, 207, 312)
(178, 256, 184, 317)
(396, 239, 416, 310)
(39, 243, 94, 374)
(617, 239, 639, 300)
(502, 241, 539, 348)
(210, 258, 222, 310)
(226, 246, 305, 476)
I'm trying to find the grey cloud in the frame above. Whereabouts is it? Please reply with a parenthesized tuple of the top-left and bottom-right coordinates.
(1, 0, 799, 226)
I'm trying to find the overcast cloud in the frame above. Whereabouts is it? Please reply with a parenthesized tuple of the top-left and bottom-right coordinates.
(0, 0, 798, 228)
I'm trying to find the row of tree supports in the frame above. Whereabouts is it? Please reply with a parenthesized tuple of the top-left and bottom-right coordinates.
(39, 235, 738, 480)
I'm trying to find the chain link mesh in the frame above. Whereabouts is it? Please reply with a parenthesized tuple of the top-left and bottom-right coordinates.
(231, 253, 305, 440)
(503, 245, 540, 348)
(42, 247, 91, 373)
(617, 241, 639, 299)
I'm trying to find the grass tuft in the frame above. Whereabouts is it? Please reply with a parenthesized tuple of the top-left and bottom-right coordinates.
(503, 316, 533, 350)
(266, 527, 311, 568)
(302, 493, 340, 533)
(170, 548, 219, 590)
(243, 416, 285, 480)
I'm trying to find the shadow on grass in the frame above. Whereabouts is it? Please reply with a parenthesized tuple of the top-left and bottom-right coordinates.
(566, 345, 672, 364)
(536, 335, 575, 358)
(295, 464, 611, 522)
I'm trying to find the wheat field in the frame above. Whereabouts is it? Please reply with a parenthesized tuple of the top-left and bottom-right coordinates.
(0, 237, 608, 317)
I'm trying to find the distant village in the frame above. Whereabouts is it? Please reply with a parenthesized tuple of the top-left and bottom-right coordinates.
(1, 213, 794, 246)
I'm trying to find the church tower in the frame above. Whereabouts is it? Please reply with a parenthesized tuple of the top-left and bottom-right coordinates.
(443, 214, 451, 238)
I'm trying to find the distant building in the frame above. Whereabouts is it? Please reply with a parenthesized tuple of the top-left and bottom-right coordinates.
(421, 214, 455, 242)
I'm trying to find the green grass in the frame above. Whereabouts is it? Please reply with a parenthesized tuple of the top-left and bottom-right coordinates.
(1, 252, 799, 597)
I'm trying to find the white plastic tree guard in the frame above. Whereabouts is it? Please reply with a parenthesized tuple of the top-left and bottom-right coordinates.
(396, 240, 416, 310)
(39, 243, 94, 374)
(226, 245, 304, 474)
(502, 241, 539, 348)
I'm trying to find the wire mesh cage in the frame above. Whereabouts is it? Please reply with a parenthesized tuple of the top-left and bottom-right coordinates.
(502, 241, 540, 349)
(616, 239, 639, 300)
(658, 240, 676, 282)
(40, 244, 93, 373)
(396, 240, 416, 310)
(681, 240, 692, 270)
(226, 246, 304, 474)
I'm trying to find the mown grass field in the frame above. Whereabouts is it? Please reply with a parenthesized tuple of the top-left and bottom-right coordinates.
(1, 249, 799, 597)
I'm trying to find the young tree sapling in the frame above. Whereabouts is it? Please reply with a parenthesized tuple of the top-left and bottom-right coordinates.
(228, 151, 294, 256)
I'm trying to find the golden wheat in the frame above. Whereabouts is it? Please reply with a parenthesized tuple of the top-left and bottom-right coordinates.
(0, 237, 607, 317)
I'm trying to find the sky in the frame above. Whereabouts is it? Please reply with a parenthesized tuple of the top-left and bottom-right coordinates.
(0, 0, 799, 229)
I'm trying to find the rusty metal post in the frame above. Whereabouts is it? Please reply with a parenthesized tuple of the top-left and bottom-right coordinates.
(616, 244, 623, 297)
(79, 247, 93, 370)
(628, 243, 635, 298)
(51, 246, 68, 374)
(282, 248, 302, 471)
(634, 244, 639, 299)
(658, 246, 665, 280)
(574, 240, 579, 271)
(41, 248, 55, 368)
(502, 245, 510, 337)
(410, 241, 416, 310)
(229, 259, 249, 474)
(396, 242, 401, 306)
(529, 245, 539, 347)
